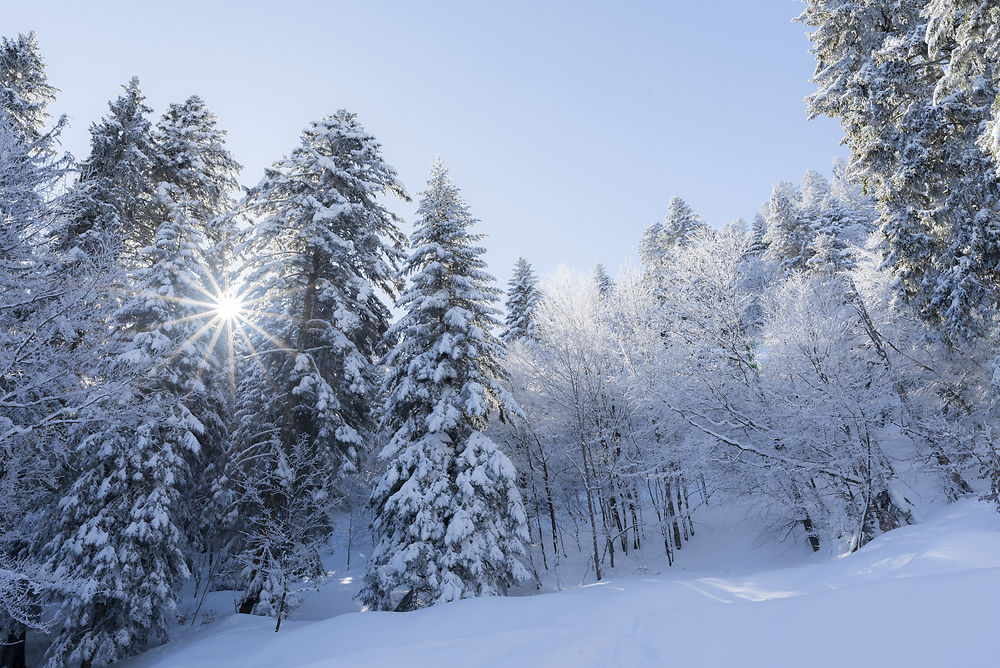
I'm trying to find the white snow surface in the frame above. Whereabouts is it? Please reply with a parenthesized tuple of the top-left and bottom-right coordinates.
(123, 500, 1000, 667)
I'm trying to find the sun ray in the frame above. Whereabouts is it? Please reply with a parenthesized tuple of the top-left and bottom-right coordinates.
(160, 315, 224, 369)
(192, 315, 226, 390)
(231, 320, 287, 400)
(151, 310, 223, 329)
(143, 292, 219, 311)
(240, 317, 299, 357)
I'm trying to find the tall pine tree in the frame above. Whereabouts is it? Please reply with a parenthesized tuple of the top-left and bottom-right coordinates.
(0, 31, 57, 143)
(362, 159, 528, 612)
(45, 200, 210, 668)
(150, 94, 242, 582)
(231, 110, 407, 619)
(61, 77, 158, 261)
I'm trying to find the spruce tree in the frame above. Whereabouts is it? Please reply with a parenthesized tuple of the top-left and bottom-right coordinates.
(45, 200, 210, 668)
(762, 180, 808, 273)
(641, 195, 708, 300)
(592, 263, 615, 298)
(152, 94, 241, 282)
(0, 31, 57, 143)
(151, 95, 242, 577)
(362, 159, 528, 612)
(62, 77, 157, 261)
(501, 256, 541, 342)
(232, 110, 407, 618)
(660, 195, 708, 248)
(801, 0, 1000, 341)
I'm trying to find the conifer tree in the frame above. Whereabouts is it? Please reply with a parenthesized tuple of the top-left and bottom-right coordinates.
(660, 195, 708, 249)
(592, 263, 615, 298)
(501, 256, 541, 342)
(153, 94, 241, 282)
(747, 213, 768, 257)
(0, 102, 79, 668)
(232, 110, 407, 617)
(641, 195, 708, 301)
(762, 181, 808, 273)
(801, 0, 1000, 341)
(0, 31, 57, 143)
(362, 160, 528, 612)
(62, 77, 157, 260)
(45, 200, 210, 668)
(151, 95, 242, 576)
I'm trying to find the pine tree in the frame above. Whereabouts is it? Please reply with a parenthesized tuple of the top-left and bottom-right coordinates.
(501, 257, 541, 342)
(763, 169, 874, 276)
(762, 180, 808, 273)
(362, 159, 528, 612)
(641, 195, 708, 300)
(924, 0, 1000, 169)
(660, 196, 708, 248)
(0, 31, 57, 143)
(152, 94, 241, 283)
(150, 95, 242, 580)
(44, 200, 212, 668)
(801, 0, 1000, 341)
(592, 263, 615, 298)
(62, 77, 158, 261)
(231, 110, 407, 618)
(747, 213, 768, 257)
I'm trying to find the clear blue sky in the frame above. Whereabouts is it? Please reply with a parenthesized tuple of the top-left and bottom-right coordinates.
(9, 0, 847, 286)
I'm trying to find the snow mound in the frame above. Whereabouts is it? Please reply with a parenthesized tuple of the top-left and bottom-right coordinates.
(125, 500, 1000, 667)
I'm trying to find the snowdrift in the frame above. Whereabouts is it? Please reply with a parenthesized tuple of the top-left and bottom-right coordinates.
(121, 499, 1000, 667)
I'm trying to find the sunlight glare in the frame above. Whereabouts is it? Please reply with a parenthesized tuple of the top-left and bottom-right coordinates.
(214, 291, 244, 322)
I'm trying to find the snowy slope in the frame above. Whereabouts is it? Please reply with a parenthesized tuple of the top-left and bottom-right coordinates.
(124, 500, 1000, 668)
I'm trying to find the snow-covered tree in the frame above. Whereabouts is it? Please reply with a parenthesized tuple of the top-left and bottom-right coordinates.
(151, 94, 242, 583)
(501, 256, 541, 342)
(153, 94, 241, 283)
(660, 196, 708, 249)
(0, 31, 57, 143)
(0, 103, 75, 668)
(801, 0, 1000, 341)
(362, 159, 528, 612)
(62, 77, 158, 261)
(231, 109, 408, 617)
(762, 169, 874, 275)
(44, 200, 213, 668)
(592, 263, 615, 298)
(641, 195, 708, 300)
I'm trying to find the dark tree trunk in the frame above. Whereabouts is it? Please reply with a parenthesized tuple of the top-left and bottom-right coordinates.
(0, 627, 25, 668)
(541, 454, 561, 558)
(580, 442, 602, 581)
(802, 515, 821, 552)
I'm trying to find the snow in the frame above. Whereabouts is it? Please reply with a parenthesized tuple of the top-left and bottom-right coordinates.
(121, 499, 1000, 667)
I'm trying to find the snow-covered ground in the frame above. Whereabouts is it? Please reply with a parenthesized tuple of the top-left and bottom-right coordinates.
(118, 499, 1000, 668)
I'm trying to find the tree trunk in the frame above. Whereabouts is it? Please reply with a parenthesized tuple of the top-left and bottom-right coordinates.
(524, 438, 547, 570)
(541, 455, 561, 558)
(666, 476, 683, 550)
(0, 626, 25, 668)
(580, 442, 602, 581)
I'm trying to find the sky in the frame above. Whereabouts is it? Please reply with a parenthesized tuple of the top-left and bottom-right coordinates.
(7, 0, 848, 287)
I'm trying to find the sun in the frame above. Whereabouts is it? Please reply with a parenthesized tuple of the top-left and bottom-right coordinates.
(214, 290, 244, 322)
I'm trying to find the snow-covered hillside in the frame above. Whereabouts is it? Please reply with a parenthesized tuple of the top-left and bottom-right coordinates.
(122, 500, 1000, 668)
